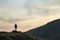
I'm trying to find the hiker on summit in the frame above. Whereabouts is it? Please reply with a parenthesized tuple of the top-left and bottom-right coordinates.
(15, 24, 17, 31)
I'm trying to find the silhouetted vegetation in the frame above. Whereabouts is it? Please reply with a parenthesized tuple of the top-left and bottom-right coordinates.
(0, 30, 44, 40)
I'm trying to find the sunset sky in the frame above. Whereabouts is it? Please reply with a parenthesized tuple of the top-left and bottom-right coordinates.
(0, 0, 60, 32)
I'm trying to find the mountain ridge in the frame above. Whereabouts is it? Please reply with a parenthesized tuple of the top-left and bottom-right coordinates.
(26, 19, 60, 40)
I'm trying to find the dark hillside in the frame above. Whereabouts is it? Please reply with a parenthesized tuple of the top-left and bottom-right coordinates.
(26, 19, 60, 40)
(0, 30, 44, 40)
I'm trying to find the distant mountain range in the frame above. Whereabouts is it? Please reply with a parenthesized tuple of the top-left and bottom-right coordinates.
(26, 19, 60, 40)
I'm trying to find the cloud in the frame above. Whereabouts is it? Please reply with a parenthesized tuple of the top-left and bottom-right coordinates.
(0, 0, 25, 6)
(0, 6, 27, 23)
(0, 0, 60, 32)
(31, 0, 60, 17)
(0, 0, 60, 23)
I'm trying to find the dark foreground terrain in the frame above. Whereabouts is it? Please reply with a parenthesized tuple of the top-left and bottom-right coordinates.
(0, 30, 44, 40)
(27, 19, 60, 40)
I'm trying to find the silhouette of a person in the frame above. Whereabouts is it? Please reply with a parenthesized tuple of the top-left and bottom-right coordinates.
(15, 24, 17, 30)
